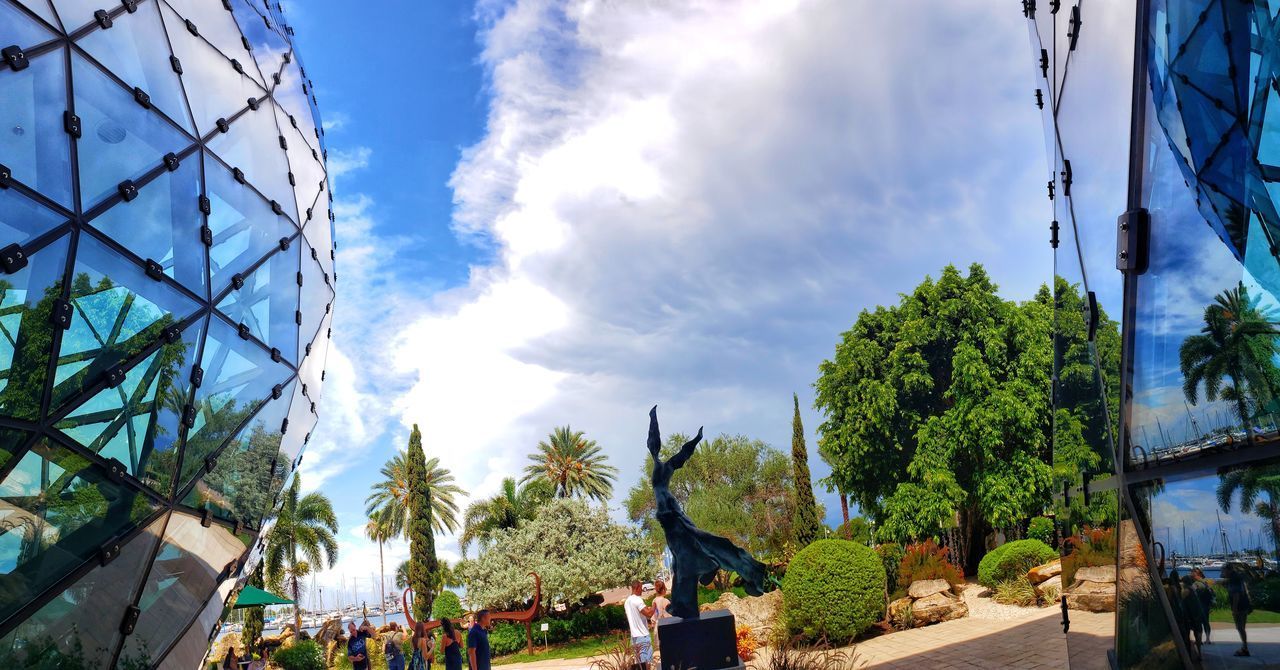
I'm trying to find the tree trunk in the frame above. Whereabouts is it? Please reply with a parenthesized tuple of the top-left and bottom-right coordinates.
(840, 493, 849, 525)
(1269, 496, 1280, 565)
(291, 541, 303, 635)
(379, 540, 387, 626)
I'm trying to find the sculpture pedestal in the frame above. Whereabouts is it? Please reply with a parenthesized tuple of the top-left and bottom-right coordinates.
(656, 610, 743, 670)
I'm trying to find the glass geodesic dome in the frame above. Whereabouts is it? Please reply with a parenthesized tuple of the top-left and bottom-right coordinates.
(0, 0, 335, 666)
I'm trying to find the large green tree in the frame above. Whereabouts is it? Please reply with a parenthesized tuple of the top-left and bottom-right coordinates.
(460, 477, 553, 556)
(405, 424, 438, 620)
(365, 449, 465, 536)
(815, 264, 1052, 571)
(625, 432, 798, 561)
(263, 475, 338, 634)
(459, 498, 655, 609)
(791, 393, 822, 547)
(522, 426, 618, 502)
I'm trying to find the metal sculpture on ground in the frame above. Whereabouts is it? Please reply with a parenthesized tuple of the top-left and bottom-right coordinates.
(648, 406, 770, 619)
(403, 572, 541, 651)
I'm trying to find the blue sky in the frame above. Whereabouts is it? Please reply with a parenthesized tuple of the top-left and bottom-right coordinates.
(274, 0, 1113, 610)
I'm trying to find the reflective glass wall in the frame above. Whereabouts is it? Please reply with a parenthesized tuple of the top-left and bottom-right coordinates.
(0, 0, 334, 666)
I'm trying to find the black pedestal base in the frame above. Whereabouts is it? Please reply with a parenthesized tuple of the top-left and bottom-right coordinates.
(655, 609, 743, 670)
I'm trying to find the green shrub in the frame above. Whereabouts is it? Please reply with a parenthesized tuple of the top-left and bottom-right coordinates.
(433, 590, 464, 620)
(978, 539, 1057, 587)
(875, 543, 904, 594)
(483, 604, 629, 657)
(1028, 517, 1055, 546)
(272, 640, 325, 670)
(992, 577, 1037, 606)
(898, 540, 962, 589)
(782, 539, 885, 643)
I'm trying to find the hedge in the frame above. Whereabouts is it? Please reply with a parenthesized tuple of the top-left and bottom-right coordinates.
(782, 539, 885, 643)
(978, 539, 1057, 587)
(433, 591, 464, 621)
(484, 604, 628, 657)
(272, 640, 325, 670)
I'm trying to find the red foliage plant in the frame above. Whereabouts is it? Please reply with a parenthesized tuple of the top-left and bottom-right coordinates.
(897, 539, 963, 589)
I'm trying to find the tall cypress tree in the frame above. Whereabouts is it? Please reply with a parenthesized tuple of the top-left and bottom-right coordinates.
(243, 564, 265, 657)
(406, 424, 438, 620)
(791, 393, 822, 546)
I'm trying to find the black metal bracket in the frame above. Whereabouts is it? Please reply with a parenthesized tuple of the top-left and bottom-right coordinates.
(281, 417, 289, 434)
(271, 200, 283, 215)
(94, 9, 112, 29)
(162, 324, 181, 344)
(118, 179, 138, 202)
(119, 605, 140, 636)
(185, 18, 198, 36)
(247, 95, 258, 110)
(1050, 220, 1059, 249)
(191, 365, 203, 387)
(1040, 48, 1049, 79)
(278, 236, 290, 251)
(237, 322, 251, 339)
(0, 163, 10, 188)
(1061, 159, 1072, 197)
(1, 243, 28, 274)
(1022, 0, 1036, 18)
(103, 365, 125, 388)
(99, 539, 122, 566)
(121, 0, 137, 12)
(201, 507, 214, 528)
(215, 117, 229, 133)
(231, 58, 244, 74)
(170, 55, 182, 75)
(182, 404, 196, 427)
(1086, 290, 1099, 341)
(232, 167, 245, 183)
(1116, 208, 1150, 273)
(278, 135, 288, 150)
(200, 224, 213, 246)
(270, 347, 281, 362)
(132, 86, 150, 109)
(163, 152, 179, 171)
(198, 194, 211, 215)
(1035, 88, 1043, 109)
(272, 383, 283, 399)
(2, 45, 28, 71)
(49, 298, 71, 329)
(1068, 4, 1082, 50)
(231, 273, 244, 289)
(64, 111, 81, 139)
(143, 258, 163, 280)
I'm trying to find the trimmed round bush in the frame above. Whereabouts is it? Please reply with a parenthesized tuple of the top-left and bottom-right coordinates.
(783, 539, 886, 642)
(978, 539, 1058, 587)
(433, 590, 464, 620)
(272, 640, 325, 670)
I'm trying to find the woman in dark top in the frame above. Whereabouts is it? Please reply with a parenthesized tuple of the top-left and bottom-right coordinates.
(409, 621, 432, 670)
(1224, 563, 1252, 657)
(221, 647, 239, 670)
(441, 617, 464, 670)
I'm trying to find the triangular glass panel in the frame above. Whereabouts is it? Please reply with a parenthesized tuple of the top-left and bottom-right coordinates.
(206, 103, 296, 223)
(306, 195, 334, 277)
(0, 435, 160, 626)
(71, 51, 194, 209)
(10, 0, 59, 31)
(0, 233, 69, 422)
(162, 570, 241, 670)
(298, 309, 329, 406)
(204, 149, 294, 295)
(161, 1, 263, 137)
(215, 246, 299, 363)
(274, 58, 320, 155)
(49, 232, 202, 414)
(228, 0, 288, 85)
(276, 376, 315, 471)
(0, 0, 55, 51)
(183, 378, 292, 530)
(175, 316, 288, 493)
(55, 318, 203, 497)
(274, 101, 324, 225)
(0, 184, 67, 247)
(1259, 86, 1280, 170)
(87, 154, 206, 294)
(122, 512, 251, 668)
(0, 427, 32, 473)
(76, 0, 194, 134)
(164, 0, 259, 87)
(49, 0, 109, 33)
(0, 512, 166, 669)
(0, 47, 72, 208)
(297, 238, 330, 355)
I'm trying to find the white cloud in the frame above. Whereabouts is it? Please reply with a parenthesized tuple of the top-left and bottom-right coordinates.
(326, 146, 372, 179)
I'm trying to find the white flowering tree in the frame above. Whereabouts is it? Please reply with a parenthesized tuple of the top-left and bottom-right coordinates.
(459, 498, 656, 609)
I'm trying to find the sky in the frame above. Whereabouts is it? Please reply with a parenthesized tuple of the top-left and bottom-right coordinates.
(275, 0, 1089, 611)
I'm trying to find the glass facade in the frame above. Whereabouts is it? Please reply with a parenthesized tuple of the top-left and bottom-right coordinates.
(1036, 0, 1280, 667)
(0, 0, 333, 666)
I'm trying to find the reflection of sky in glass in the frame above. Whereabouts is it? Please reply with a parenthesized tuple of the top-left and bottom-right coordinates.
(1145, 470, 1279, 559)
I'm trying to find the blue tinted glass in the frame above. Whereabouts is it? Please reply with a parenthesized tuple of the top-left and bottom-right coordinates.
(56, 319, 203, 497)
(50, 233, 201, 414)
(76, 0, 195, 133)
(215, 246, 299, 363)
(229, 0, 288, 84)
(164, 0, 258, 85)
(72, 51, 194, 209)
(0, 436, 159, 626)
(0, 234, 69, 421)
(177, 316, 289, 493)
(0, 1, 54, 50)
(10, 0, 59, 30)
(161, 1, 264, 137)
(205, 150, 295, 295)
(297, 239, 329, 354)
(206, 103, 296, 224)
(49, 0, 108, 33)
(0, 185, 66, 247)
(0, 48, 72, 207)
(87, 155, 207, 294)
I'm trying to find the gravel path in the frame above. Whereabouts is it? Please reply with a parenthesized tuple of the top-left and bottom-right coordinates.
(959, 583, 1054, 620)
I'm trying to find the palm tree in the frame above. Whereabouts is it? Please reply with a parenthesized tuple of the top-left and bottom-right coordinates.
(1218, 465, 1280, 563)
(394, 558, 460, 593)
(1180, 283, 1280, 437)
(264, 475, 339, 635)
(460, 477, 553, 555)
(366, 511, 395, 625)
(521, 426, 618, 502)
(365, 450, 466, 537)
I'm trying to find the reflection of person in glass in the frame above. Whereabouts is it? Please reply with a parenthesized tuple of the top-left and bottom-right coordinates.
(1191, 568, 1215, 644)
(1178, 575, 1205, 657)
(1223, 563, 1252, 657)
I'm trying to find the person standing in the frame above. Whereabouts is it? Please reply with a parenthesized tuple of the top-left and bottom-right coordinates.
(441, 617, 464, 670)
(386, 622, 407, 670)
(467, 610, 492, 670)
(650, 580, 671, 645)
(1191, 568, 1215, 644)
(347, 621, 372, 670)
(624, 581, 656, 670)
(1224, 563, 1252, 657)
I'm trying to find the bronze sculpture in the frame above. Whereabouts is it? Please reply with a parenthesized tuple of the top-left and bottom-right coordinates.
(648, 406, 770, 619)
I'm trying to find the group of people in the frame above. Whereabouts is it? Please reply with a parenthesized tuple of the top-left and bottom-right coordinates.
(1171, 564, 1253, 660)
(623, 579, 672, 670)
(345, 611, 490, 670)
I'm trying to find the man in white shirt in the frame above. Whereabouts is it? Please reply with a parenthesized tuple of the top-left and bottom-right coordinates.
(624, 581, 656, 669)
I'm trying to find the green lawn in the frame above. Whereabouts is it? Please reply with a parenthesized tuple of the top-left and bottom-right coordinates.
(492, 634, 621, 666)
(1208, 608, 1280, 624)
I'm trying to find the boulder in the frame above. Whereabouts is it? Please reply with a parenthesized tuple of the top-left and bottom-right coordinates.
(1036, 575, 1063, 602)
(911, 591, 968, 626)
(699, 589, 783, 639)
(1027, 559, 1061, 584)
(1073, 565, 1117, 584)
(888, 597, 914, 628)
(908, 579, 952, 599)
(1064, 579, 1116, 612)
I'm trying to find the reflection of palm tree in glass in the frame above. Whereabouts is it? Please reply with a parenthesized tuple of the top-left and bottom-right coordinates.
(1218, 466, 1280, 563)
(1179, 283, 1280, 439)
